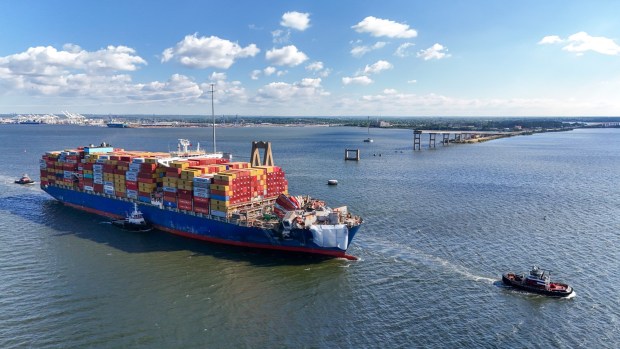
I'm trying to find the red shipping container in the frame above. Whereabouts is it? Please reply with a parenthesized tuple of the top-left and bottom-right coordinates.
(178, 191, 193, 200)
(194, 206, 209, 214)
(197, 158, 218, 165)
(138, 190, 151, 197)
(126, 181, 138, 190)
(163, 193, 177, 201)
(138, 177, 155, 184)
(178, 198, 192, 206)
(166, 168, 182, 177)
(178, 203, 193, 211)
(193, 196, 209, 204)
(140, 163, 157, 171)
(115, 191, 126, 198)
(178, 189, 192, 196)
(94, 184, 104, 192)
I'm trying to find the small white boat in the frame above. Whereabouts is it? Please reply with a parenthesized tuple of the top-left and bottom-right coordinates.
(327, 179, 338, 185)
(363, 116, 373, 142)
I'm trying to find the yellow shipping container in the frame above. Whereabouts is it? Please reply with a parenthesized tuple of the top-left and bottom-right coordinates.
(252, 166, 275, 173)
(210, 184, 231, 192)
(211, 199, 231, 207)
(145, 157, 158, 164)
(181, 169, 201, 179)
(214, 174, 235, 182)
(171, 161, 189, 169)
(139, 183, 156, 190)
(163, 176, 177, 183)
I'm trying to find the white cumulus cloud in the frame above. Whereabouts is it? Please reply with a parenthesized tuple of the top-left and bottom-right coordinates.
(394, 42, 415, 57)
(305, 61, 331, 77)
(0, 44, 147, 96)
(363, 60, 393, 75)
(161, 33, 259, 69)
(350, 41, 386, 58)
(417, 43, 451, 60)
(0, 44, 146, 76)
(265, 45, 308, 66)
(306, 61, 323, 71)
(342, 76, 373, 85)
(254, 78, 328, 104)
(563, 32, 620, 55)
(271, 29, 291, 44)
(264, 66, 277, 76)
(538, 35, 563, 45)
(281, 11, 310, 31)
(352, 16, 417, 38)
(210, 72, 227, 81)
(538, 32, 620, 56)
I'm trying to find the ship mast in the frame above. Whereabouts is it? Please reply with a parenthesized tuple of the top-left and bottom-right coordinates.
(209, 83, 216, 153)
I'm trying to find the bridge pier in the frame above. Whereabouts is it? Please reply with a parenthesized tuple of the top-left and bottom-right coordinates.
(442, 133, 450, 145)
(413, 130, 422, 150)
(429, 133, 436, 148)
(345, 149, 360, 161)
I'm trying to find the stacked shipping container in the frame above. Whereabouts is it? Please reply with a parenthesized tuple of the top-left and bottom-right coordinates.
(40, 146, 289, 218)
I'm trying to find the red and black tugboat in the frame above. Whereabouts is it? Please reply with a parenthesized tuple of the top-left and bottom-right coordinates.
(502, 266, 574, 297)
(15, 173, 35, 185)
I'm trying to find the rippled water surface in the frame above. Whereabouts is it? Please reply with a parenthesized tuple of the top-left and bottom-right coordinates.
(0, 125, 618, 348)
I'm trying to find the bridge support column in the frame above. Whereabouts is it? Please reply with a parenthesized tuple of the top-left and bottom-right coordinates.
(413, 130, 422, 150)
(442, 133, 450, 145)
(345, 149, 360, 161)
(429, 133, 436, 148)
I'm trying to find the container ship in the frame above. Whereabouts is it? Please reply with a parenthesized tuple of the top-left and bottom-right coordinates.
(39, 139, 363, 259)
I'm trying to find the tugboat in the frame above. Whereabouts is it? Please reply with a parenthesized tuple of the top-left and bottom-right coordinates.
(502, 266, 573, 297)
(111, 203, 153, 232)
(15, 174, 35, 185)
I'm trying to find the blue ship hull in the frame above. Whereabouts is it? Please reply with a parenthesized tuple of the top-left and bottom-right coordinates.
(42, 185, 361, 259)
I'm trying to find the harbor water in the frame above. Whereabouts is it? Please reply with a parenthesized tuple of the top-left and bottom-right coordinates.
(0, 125, 618, 348)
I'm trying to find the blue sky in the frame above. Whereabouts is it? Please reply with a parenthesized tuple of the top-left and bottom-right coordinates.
(1, 0, 620, 117)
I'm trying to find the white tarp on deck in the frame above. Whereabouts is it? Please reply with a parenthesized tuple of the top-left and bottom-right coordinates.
(309, 224, 349, 250)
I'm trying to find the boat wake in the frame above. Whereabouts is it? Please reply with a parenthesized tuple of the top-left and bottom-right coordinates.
(369, 240, 496, 284)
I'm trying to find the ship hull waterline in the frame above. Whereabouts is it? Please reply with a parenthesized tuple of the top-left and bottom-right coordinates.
(43, 185, 360, 260)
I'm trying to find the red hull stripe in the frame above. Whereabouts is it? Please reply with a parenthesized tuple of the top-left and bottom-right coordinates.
(62, 201, 358, 260)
